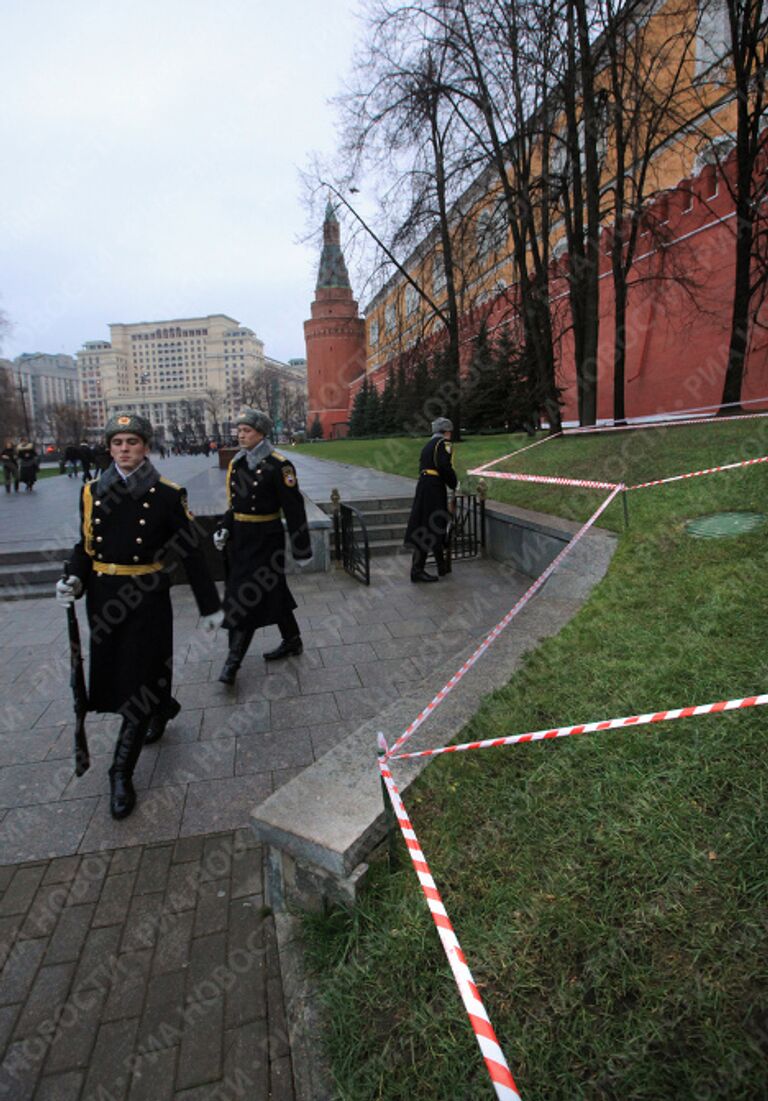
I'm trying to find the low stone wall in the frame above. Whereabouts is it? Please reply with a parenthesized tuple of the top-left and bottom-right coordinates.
(250, 505, 617, 912)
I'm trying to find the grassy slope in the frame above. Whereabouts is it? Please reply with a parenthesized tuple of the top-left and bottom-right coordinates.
(301, 420, 768, 1101)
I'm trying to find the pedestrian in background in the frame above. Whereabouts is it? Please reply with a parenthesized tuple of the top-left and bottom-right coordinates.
(79, 439, 93, 482)
(55, 413, 223, 820)
(214, 408, 312, 685)
(17, 439, 38, 491)
(1, 441, 19, 493)
(404, 417, 458, 582)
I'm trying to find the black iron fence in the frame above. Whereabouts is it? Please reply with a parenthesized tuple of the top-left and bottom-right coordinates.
(334, 502, 371, 585)
(447, 492, 485, 567)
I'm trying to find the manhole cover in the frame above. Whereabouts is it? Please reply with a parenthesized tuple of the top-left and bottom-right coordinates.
(685, 511, 766, 538)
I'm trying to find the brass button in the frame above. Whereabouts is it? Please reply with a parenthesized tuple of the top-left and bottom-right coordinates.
(136, 537, 143, 544)
(149, 487, 156, 493)
(96, 536, 103, 543)
(139, 519, 146, 526)
(97, 553, 103, 560)
(143, 502, 150, 509)
(133, 556, 140, 562)
(94, 518, 101, 524)
(94, 500, 101, 507)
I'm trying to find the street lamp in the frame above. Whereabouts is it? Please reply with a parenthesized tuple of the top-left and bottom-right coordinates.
(319, 181, 449, 328)
(16, 366, 30, 437)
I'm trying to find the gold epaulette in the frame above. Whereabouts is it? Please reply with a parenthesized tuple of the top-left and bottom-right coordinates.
(159, 476, 182, 490)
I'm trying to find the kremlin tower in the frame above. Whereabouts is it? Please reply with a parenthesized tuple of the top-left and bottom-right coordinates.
(304, 201, 365, 439)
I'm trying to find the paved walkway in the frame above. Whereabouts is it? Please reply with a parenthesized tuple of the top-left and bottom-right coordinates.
(0, 454, 542, 1099)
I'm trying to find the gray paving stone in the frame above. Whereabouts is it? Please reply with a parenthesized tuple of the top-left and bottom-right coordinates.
(102, 950, 152, 1023)
(0, 799, 99, 864)
(44, 904, 95, 966)
(0, 1035, 47, 1098)
(93, 872, 138, 928)
(0, 865, 47, 917)
(231, 850, 262, 902)
(33, 1068, 84, 1100)
(0, 729, 65, 768)
(81, 1016, 139, 1100)
(66, 852, 111, 906)
(235, 734, 313, 777)
(41, 856, 81, 887)
(297, 665, 361, 695)
(223, 1021, 269, 1095)
(128, 1045, 177, 1101)
(109, 848, 142, 876)
(20, 882, 70, 939)
(164, 862, 200, 914)
(177, 996, 223, 1091)
(354, 657, 420, 687)
(270, 694, 339, 731)
(44, 985, 106, 1073)
(134, 845, 173, 896)
(0, 915, 21, 970)
(154, 909, 194, 976)
(121, 892, 165, 952)
(137, 969, 186, 1051)
(236, 670, 299, 703)
(79, 786, 186, 852)
(186, 931, 226, 1000)
(151, 741, 235, 788)
(0, 938, 47, 1007)
(171, 837, 204, 865)
(200, 701, 271, 741)
(72, 925, 122, 992)
(192, 881, 229, 940)
(13, 963, 75, 1039)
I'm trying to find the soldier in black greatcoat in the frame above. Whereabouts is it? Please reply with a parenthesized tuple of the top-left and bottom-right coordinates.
(1, 441, 19, 493)
(56, 413, 223, 820)
(404, 417, 458, 582)
(214, 408, 311, 685)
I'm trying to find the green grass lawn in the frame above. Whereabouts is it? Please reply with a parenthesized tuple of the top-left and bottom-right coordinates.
(301, 419, 768, 1100)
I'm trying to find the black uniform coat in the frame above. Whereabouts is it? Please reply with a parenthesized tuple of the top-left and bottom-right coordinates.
(16, 444, 38, 486)
(220, 449, 311, 632)
(404, 435, 458, 552)
(67, 462, 220, 719)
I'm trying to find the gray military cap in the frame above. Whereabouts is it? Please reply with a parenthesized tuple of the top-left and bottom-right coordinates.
(105, 413, 153, 443)
(431, 417, 453, 435)
(237, 408, 272, 436)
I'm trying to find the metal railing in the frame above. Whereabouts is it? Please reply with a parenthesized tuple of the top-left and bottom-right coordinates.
(332, 493, 370, 585)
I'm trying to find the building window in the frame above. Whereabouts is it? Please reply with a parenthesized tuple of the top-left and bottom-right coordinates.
(476, 204, 508, 259)
(369, 319, 379, 348)
(697, 0, 729, 73)
(433, 254, 447, 294)
(405, 284, 420, 316)
(385, 302, 397, 334)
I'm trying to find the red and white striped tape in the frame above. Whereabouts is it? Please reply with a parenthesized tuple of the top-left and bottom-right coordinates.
(467, 468, 620, 489)
(471, 431, 561, 475)
(564, 408, 768, 435)
(629, 454, 768, 490)
(389, 693, 768, 761)
(386, 484, 624, 758)
(378, 749, 522, 1101)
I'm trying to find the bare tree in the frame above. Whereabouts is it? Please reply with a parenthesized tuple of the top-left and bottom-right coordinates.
(202, 387, 227, 440)
(688, 0, 768, 410)
(37, 402, 90, 447)
(0, 364, 24, 442)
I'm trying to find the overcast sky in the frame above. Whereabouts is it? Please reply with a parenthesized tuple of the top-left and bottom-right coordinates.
(0, 0, 365, 363)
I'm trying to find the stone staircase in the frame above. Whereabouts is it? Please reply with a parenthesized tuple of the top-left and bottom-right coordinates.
(0, 548, 73, 601)
(320, 496, 412, 558)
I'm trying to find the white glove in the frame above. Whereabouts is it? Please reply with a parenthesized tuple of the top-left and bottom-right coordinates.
(200, 609, 225, 632)
(295, 556, 314, 570)
(213, 529, 229, 552)
(56, 576, 83, 606)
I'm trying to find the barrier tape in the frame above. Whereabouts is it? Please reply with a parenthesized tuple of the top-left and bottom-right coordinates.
(388, 693, 768, 761)
(564, 408, 768, 435)
(629, 454, 768, 490)
(386, 484, 624, 758)
(471, 432, 561, 475)
(467, 469, 619, 490)
(377, 748, 522, 1101)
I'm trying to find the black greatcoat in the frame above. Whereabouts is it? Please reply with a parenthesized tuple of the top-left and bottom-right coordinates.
(67, 463, 220, 719)
(220, 450, 311, 632)
(404, 435, 458, 553)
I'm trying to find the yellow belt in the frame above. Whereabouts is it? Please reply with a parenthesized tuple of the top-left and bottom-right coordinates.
(421, 469, 440, 476)
(93, 561, 164, 577)
(234, 511, 281, 523)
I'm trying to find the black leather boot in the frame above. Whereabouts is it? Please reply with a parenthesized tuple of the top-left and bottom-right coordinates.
(109, 720, 148, 820)
(263, 635, 303, 661)
(218, 628, 255, 685)
(144, 697, 181, 745)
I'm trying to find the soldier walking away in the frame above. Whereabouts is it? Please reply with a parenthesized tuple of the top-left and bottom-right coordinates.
(55, 413, 223, 820)
(1, 441, 19, 493)
(16, 439, 38, 491)
(404, 417, 458, 582)
(79, 439, 94, 482)
(64, 442, 80, 477)
(214, 408, 312, 685)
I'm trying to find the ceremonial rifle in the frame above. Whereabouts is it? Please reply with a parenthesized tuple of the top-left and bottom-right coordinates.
(62, 562, 90, 776)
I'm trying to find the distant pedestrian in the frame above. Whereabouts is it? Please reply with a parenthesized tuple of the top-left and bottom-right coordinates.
(64, 443, 80, 477)
(55, 413, 223, 820)
(214, 408, 311, 684)
(16, 439, 38, 491)
(404, 417, 458, 582)
(1, 441, 19, 493)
